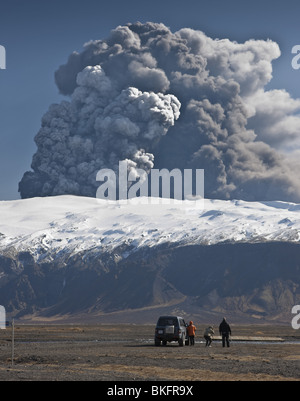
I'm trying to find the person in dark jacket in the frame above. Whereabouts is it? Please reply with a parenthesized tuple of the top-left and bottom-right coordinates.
(219, 317, 231, 348)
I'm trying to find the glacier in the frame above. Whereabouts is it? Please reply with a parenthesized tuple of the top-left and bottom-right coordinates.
(0, 195, 300, 261)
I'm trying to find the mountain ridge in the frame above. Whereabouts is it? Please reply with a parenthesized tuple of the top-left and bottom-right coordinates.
(0, 195, 299, 323)
(1, 195, 300, 257)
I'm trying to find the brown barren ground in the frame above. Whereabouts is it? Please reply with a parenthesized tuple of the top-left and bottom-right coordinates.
(0, 324, 299, 381)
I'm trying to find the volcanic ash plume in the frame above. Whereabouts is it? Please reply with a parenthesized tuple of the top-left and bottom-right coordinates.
(19, 22, 300, 202)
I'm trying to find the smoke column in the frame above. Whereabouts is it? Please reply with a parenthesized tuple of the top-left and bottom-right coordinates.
(19, 22, 300, 202)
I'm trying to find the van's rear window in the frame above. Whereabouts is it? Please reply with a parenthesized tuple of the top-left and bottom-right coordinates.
(157, 317, 177, 326)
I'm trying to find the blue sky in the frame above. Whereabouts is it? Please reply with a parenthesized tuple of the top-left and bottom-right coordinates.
(1, 0, 300, 200)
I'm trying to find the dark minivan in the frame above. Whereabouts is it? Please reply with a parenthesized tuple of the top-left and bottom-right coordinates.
(155, 316, 187, 346)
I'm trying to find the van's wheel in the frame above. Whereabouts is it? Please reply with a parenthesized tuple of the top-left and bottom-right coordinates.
(162, 340, 167, 346)
(179, 335, 185, 346)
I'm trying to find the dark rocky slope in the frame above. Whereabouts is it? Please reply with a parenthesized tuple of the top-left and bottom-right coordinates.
(0, 241, 299, 323)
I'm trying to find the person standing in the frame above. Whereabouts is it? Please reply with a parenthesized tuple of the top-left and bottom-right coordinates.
(187, 321, 196, 346)
(204, 326, 215, 347)
(219, 317, 231, 348)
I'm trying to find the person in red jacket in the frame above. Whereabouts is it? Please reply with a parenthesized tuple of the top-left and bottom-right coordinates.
(187, 321, 196, 346)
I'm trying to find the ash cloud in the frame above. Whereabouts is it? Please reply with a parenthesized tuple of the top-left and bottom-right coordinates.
(19, 22, 300, 202)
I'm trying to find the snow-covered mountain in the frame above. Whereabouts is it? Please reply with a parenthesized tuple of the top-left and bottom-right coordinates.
(0, 195, 300, 323)
(1, 195, 300, 259)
